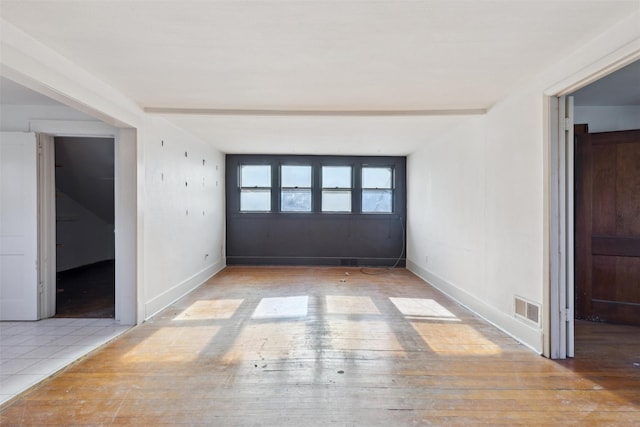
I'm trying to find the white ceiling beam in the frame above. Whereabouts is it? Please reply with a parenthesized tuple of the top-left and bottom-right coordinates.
(144, 107, 487, 117)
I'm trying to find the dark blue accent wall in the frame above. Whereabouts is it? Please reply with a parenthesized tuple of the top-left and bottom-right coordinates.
(225, 154, 406, 266)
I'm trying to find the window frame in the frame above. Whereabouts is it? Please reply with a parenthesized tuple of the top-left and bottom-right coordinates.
(228, 155, 404, 218)
(280, 164, 313, 213)
(239, 163, 272, 213)
(361, 165, 395, 214)
(320, 164, 353, 213)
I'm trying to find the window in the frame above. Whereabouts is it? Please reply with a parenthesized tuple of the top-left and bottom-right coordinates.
(322, 166, 352, 212)
(281, 165, 312, 212)
(240, 165, 271, 212)
(362, 166, 393, 213)
(232, 157, 402, 216)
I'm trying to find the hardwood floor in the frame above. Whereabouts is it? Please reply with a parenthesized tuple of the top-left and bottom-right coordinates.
(55, 260, 115, 318)
(1, 266, 639, 425)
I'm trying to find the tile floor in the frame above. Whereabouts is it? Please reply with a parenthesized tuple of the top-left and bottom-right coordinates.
(0, 318, 130, 406)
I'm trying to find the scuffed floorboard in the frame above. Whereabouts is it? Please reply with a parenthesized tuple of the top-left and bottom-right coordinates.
(1, 266, 639, 425)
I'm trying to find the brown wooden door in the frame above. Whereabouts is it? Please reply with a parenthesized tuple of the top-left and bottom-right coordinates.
(575, 129, 640, 325)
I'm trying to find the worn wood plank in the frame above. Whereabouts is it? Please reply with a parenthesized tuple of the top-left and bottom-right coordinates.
(2, 267, 640, 425)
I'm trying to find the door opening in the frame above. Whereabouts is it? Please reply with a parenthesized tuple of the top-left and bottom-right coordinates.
(547, 59, 640, 360)
(571, 60, 640, 364)
(54, 136, 115, 318)
(547, 53, 640, 359)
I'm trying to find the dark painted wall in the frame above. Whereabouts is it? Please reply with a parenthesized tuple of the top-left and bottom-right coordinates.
(226, 155, 406, 266)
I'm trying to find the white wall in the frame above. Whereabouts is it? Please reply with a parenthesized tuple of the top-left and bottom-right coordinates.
(574, 105, 640, 132)
(1, 20, 227, 324)
(407, 107, 545, 352)
(142, 116, 226, 318)
(1, 109, 227, 324)
(407, 117, 486, 299)
(407, 9, 640, 354)
(1, 104, 94, 131)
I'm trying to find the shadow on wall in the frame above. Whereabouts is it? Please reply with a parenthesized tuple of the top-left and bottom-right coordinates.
(55, 136, 115, 272)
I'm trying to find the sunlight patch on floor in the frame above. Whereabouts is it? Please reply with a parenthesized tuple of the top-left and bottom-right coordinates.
(252, 296, 309, 319)
(325, 295, 380, 315)
(174, 299, 244, 320)
(411, 323, 502, 355)
(120, 325, 221, 363)
(390, 297, 460, 321)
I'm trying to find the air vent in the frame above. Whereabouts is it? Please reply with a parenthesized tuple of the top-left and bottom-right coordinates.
(514, 296, 540, 326)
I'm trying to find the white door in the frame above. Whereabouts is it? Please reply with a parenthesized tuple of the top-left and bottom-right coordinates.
(0, 132, 39, 320)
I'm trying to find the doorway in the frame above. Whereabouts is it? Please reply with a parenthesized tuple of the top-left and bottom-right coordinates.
(54, 136, 115, 318)
(548, 58, 640, 359)
(568, 60, 640, 360)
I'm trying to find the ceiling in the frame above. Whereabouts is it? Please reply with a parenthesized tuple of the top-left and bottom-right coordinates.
(1, 1, 638, 154)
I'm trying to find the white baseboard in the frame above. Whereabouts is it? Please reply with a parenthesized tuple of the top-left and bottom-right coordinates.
(144, 258, 226, 320)
(406, 259, 543, 354)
